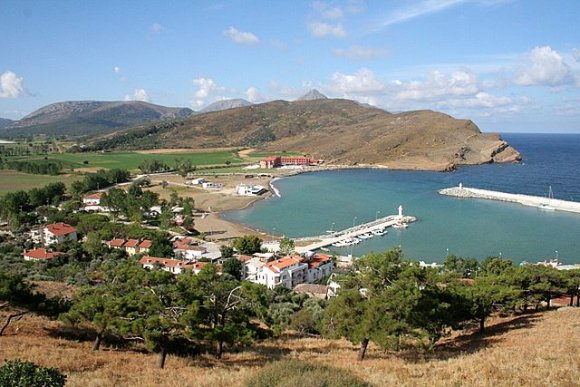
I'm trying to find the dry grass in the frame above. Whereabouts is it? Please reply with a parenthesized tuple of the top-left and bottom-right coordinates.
(1, 309, 579, 386)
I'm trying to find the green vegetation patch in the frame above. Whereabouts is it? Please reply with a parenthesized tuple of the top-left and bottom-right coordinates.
(12, 150, 244, 171)
(246, 360, 370, 387)
(0, 171, 78, 194)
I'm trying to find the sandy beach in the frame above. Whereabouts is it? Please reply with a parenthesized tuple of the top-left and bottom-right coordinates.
(144, 172, 278, 243)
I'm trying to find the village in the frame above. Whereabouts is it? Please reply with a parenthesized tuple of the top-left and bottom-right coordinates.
(7, 154, 341, 298)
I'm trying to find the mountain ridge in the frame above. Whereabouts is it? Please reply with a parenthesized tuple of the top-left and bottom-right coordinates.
(87, 97, 521, 171)
(5, 100, 193, 137)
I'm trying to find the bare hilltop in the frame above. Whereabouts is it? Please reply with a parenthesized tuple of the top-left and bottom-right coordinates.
(92, 93, 520, 171)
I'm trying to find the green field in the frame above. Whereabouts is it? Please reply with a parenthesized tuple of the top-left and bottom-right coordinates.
(0, 170, 79, 194)
(10, 150, 245, 172)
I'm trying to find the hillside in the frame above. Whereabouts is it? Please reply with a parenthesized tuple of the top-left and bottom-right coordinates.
(91, 98, 520, 171)
(0, 307, 578, 386)
(0, 118, 14, 129)
(198, 98, 253, 113)
(4, 101, 193, 137)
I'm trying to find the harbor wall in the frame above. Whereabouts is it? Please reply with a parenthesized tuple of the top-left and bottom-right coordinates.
(439, 186, 580, 214)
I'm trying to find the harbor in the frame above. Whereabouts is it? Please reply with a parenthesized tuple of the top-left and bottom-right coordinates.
(294, 206, 416, 254)
(439, 184, 580, 214)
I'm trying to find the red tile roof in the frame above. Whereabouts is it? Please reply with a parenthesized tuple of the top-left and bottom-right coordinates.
(23, 248, 61, 260)
(84, 192, 103, 200)
(140, 256, 193, 268)
(174, 241, 206, 251)
(138, 240, 152, 249)
(265, 256, 302, 273)
(308, 254, 332, 269)
(45, 223, 76, 237)
(124, 239, 140, 248)
(237, 255, 252, 263)
(107, 238, 125, 248)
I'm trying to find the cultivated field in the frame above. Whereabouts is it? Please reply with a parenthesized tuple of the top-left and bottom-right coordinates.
(10, 150, 246, 172)
(0, 170, 79, 194)
(0, 307, 578, 386)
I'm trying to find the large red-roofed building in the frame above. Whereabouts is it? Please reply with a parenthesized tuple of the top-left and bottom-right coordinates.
(259, 155, 320, 169)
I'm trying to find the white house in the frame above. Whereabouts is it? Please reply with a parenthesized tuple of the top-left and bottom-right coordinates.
(306, 254, 334, 283)
(173, 238, 208, 260)
(22, 248, 61, 261)
(82, 192, 103, 205)
(257, 256, 309, 289)
(43, 223, 77, 245)
(241, 257, 265, 281)
(187, 178, 207, 185)
(236, 184, 267, 196)
(202, 182, 224, 189)
(139, 256, 194, 274)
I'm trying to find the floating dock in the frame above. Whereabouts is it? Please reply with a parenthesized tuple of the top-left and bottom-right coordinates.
(295, 212, 416, 254)
(439, 185, 580, 214)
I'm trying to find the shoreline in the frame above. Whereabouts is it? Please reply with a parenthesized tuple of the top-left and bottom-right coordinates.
(198, 160, 522, 243)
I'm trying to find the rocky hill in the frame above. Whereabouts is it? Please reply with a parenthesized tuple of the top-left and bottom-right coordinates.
(0, 118, 14, 129)
(198, 98, 253, 113)
(4, 101, 193, 137)
(91, 98, 520, 171)
(297, 89, 328, 101)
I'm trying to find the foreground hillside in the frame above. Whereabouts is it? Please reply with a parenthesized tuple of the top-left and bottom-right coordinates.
(1, 308, 578, 386)
(91, 98, 521, 171)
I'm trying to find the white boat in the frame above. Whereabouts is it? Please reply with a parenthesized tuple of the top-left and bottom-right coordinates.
(539, 203, 555, 211)
(372, 228, 387, 236)
(392, 222, 408, 229)
(359, 232, 374, 239)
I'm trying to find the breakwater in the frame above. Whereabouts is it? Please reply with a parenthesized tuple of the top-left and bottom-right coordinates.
(439, 185, 580, 214)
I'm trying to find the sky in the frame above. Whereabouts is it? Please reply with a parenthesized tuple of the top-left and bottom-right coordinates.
(1, 0, 580, 133)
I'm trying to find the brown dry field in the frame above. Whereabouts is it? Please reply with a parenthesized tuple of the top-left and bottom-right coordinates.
(1, 308, 579, 387)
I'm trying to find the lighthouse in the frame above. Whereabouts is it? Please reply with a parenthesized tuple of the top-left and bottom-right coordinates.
(398, 205, 403, 220)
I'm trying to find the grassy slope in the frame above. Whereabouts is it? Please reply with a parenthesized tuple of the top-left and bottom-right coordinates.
(0, 308, 578, 386)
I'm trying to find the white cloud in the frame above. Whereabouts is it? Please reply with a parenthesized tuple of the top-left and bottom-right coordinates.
(312, 1, 344, 19)
(515, 46, 574, 87)
(375, 0, 464, 30)
(151, 23, 164, 34)
(124, 88, 150, 102)
(308, 22, 346, 38)
(113, 66, 121, 74)
(0, 71, 25, 99)
(332, 45, 389, 60)
(223, 26, 260, 45)
(395, 70, 480, 101)
(192, 77, 226, 107)
(444, 92, 513, 108)
(573, 48, 580, 62)
(246, 87, 263, 103)
(329, 68, 387, 95)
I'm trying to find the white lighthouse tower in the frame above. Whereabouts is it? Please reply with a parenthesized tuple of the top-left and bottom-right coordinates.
(398, 205, 403, 220)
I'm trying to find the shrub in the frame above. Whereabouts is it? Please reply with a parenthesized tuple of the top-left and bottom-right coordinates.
(0, 360, 66, 387)
(246, 360, 369, 387)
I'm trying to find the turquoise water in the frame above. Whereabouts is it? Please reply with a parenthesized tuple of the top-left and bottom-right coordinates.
(225, 134, 580, 264)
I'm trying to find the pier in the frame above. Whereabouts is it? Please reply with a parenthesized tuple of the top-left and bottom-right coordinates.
(294, 210, 416, 254)
(439, 184, 580, 214)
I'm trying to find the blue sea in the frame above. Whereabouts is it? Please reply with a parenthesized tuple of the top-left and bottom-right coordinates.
(225, 134, 580, 264)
